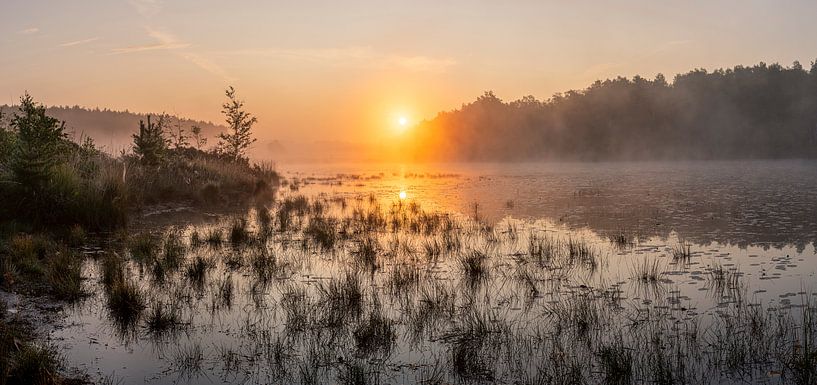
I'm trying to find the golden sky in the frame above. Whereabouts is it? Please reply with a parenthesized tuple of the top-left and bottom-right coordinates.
(3, 0, 817, 145)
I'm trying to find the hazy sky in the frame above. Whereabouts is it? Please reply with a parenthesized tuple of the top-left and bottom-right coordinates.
(2, 0, 817, 143)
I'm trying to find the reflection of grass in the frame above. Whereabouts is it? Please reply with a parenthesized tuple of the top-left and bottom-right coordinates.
(106, 279, 145, 338)
(457, 249, 490, 285)
(145, 302, 182, 338)
(672, 241, 692, 262)
(609, 230, 635, 249)
(633, 258, 664, 282)
(173, 343, 205, 379)
(29, 192, 817, 384)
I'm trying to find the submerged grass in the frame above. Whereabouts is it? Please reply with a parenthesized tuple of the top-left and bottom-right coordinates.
(15, 191, 817, 384)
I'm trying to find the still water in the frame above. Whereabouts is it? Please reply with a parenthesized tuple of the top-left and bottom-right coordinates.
(50, 160, 817, 384)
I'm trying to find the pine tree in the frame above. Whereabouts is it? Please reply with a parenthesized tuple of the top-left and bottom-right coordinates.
(10, 93, 67, 193)
(216, 86, 257, 163)
(132, 114, 168, 165)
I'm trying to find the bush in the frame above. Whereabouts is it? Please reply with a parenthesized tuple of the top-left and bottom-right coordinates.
(132, 114, 168, 166)
(0, 95, 128, 231)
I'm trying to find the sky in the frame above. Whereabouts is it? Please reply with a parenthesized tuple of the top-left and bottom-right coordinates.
(2, 0, 817, 145)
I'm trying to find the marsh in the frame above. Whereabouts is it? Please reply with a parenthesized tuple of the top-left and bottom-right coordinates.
(46, 160, 817, 384)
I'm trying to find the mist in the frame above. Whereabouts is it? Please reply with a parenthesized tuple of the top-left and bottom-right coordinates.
(403, 61, 817, 162)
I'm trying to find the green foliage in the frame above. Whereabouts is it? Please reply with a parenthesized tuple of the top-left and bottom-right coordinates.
(216, 86, 257, 163)
(0, 94, 127, 230)
(132, 114, 168, 166)
(0, 109, 15, 173)
(8, 94, 67, 199)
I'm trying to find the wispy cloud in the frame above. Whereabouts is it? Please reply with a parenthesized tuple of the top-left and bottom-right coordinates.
(217, 46, 457, 73)
(111, 27, 189, 53)
(17, 27, 39, 35)
(60, 37, 100, 47)
(112, 27, 234, 81)
(128, 0, 162, 17)
(180, 52, 236, 82)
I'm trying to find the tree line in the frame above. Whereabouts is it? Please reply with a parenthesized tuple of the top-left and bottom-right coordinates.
(408, 61, 817, 161)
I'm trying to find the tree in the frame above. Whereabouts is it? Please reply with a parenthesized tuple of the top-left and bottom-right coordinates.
(167, 117, 189, 149)
(132, 114, 168, 165)
(0, 108, 13, 171)
(191, 125, 207, 150)
(216, 86, 257, 163)
(10, 93, 67, 193)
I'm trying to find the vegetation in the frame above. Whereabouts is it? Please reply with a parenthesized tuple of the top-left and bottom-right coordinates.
(132, 114, 168, 166)
(0, 88, 276, 384)
(216, 86, 257, 164)
(410, 61, 817, 161)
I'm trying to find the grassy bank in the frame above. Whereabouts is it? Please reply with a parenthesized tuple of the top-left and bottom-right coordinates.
(0, 91, 276, 384)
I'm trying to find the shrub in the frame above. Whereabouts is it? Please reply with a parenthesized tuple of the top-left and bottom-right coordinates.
(132, 114, 168, 166)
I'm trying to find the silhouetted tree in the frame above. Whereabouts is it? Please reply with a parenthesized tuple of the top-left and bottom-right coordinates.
(191, 125, 207, 150)
(168, 117, 189, 150)
(10, 93, 67, 193)
(216, 86, 257, 163)
(132, 114, 167, 165)
(410, 61, 817, 161)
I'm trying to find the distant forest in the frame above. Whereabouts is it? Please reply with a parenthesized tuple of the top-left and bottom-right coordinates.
(410, 61, 817, 161)
(0, 105, 224, 152)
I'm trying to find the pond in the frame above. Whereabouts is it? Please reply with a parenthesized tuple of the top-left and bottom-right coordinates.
(51, 160, 817, 384)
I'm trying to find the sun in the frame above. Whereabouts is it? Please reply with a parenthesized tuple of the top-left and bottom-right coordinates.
(398, 116, 408, 126)
(399, 190, 407, 200)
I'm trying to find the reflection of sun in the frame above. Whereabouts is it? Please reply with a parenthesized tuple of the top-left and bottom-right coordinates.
(399, 190, 407, 200)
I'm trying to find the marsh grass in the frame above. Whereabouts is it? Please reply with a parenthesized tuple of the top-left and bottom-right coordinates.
(38, 192, 817, 384)
(353, 237, 379, 272)
(7, 343, 61, 385)
(128, 232, 159, 262)
(173, 343, 205, 379)
(161, 229, 187, 269)
(566, 237, 598, 269)
(184, 255, 213, 286)
(106, 279, 145, 336)
(596, 341, 634, 385)
(45, 251, 84, 300)
(305, 216, 337, 250)
(633, 258, 664, 282)
(609, 230, 635, 249)
(457, 248, 490, 285)
(672, 241, 693, 263)
(145, 302, 183, 338)
(7, 233, 54, 277)
(353, 297, 395, 358)
(205, 228, 224, 247)
(317, 271, 364, 327)
(229, 218, 250, 246)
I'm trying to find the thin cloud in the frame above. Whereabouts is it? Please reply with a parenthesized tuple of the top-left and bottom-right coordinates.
(60, 37, 100, 47)
(180, 52, 236, 82)
(128, 0, 162, 17)
(111, 27, 188, 54)
(112, 26, 233, 81)
(17, 27, 39, 35)
(217, 46, 457, 73)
